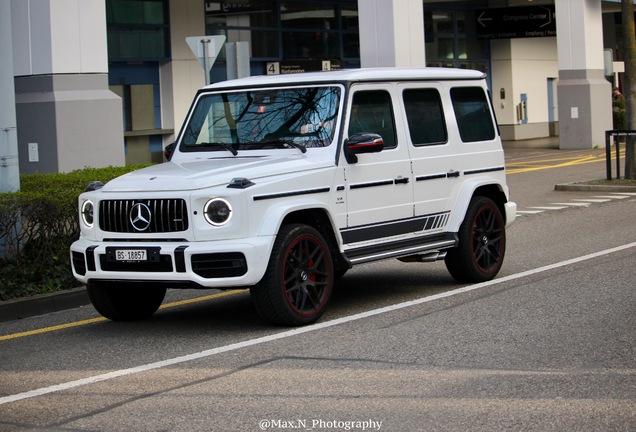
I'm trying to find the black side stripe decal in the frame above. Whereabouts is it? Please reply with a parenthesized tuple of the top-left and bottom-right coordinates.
(350, 180, 394, 190)
(464, 166, 505, 175)
(416, 166, 504, 181)
(416, 173, 447, 182)
(341, 212, 450, 244)
(253, 187, 330, 201)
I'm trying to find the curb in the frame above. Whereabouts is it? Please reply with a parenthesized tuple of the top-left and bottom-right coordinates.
(554, 183, 636, 192)
(0, 287, 90, 323)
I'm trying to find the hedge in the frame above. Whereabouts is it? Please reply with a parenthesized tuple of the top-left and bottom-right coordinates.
(0, 165, 148, 301)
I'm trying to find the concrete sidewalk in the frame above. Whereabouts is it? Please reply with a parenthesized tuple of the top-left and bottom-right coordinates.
(0, 287, 89, 323)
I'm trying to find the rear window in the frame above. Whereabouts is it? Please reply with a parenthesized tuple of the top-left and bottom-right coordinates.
(403, 88, 447, 146)
(450, 87, 496, 143)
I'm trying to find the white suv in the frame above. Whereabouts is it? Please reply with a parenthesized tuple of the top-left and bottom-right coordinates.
(71, 68, 516, 326)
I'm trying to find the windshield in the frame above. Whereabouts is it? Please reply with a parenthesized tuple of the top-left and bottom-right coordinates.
(181, 85, 341, 152)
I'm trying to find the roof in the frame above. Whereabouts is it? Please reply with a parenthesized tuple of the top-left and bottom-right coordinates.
(204, 67, 486, 90)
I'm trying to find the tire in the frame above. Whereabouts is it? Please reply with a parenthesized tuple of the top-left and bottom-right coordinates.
(87, 282, 166, 321)
(250, 224, 334, 326)
(445, 196, 506, 283)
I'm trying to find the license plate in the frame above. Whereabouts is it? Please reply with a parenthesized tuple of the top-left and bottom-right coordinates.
(115, 249, 147, 262)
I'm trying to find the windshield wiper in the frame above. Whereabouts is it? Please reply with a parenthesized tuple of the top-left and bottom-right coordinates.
(246, 139, 307, 154)
(190, 142, 238, 156)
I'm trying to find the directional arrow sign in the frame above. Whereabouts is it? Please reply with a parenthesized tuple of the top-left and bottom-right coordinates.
(477, 11, 493, 28)
(476, 6, 556, 40)
(186, 35, 226, 85)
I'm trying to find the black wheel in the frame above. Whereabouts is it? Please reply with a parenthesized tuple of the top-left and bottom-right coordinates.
(87, 283, 166, 321)
(250, 224, 334, 326)
(445, 196, 506, 283)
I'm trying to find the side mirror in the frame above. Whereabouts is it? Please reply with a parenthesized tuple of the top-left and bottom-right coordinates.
(344, 133, 384, 164)
(164, 142, 176, 161)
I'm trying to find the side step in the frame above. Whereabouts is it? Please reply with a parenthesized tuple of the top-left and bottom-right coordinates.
(344, 237, 456, 265)
(398, 251, 447, 263)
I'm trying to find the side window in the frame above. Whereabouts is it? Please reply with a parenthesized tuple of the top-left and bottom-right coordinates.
(450, 87, 496, 143)
(348, 90, 397, 149)
(403, 88, 447, 146)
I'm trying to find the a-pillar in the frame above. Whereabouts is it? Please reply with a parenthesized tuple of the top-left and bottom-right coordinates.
(556, 0, 612, 149)
(11, 0, 124, 174)
(358, 0, 425, 68)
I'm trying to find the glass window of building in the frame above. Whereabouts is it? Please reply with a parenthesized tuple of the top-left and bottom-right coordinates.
(205, 0, 358, 62)
(106, 0, 170, 60)
(424, 7, 488, 72)
(206, 1, 278, 58)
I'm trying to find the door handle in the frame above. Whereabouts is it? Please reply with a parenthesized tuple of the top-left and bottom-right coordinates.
(447, 170, 461, 178)
(394, 176, 410, 185)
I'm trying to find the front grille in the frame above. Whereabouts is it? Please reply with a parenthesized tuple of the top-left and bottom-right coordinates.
(99, 199, 188, 233)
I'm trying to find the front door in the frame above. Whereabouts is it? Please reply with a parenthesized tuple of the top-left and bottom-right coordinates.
(341, 84, 414, 245)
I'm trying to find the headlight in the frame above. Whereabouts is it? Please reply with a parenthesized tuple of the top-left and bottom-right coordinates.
(204, 198, 232, 226)
(81, 200, 94, 228)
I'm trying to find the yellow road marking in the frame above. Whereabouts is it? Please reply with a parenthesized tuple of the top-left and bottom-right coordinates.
(0, 289, 247, 342)
(506, 151, 623, 175)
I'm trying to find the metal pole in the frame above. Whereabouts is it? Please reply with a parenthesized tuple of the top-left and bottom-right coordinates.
(606, 131, 612, 180)
(616, 134, 621, 179)
(201, 39, 211, 86)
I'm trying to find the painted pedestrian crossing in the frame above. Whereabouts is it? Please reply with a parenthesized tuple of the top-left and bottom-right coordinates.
(516, 192, 635, 217)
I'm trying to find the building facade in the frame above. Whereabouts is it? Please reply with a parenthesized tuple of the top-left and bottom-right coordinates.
(0, 0, 624, 178)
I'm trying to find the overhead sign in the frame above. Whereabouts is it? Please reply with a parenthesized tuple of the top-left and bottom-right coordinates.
(476, 6, 556, 40)
(265, 60, 342, 75)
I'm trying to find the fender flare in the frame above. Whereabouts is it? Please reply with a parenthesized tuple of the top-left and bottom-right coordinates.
(447, 178, 507, 232)
(257, 200, 342, 243)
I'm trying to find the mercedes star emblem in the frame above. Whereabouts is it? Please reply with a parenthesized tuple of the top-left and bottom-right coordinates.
(130, 203, 152, 231)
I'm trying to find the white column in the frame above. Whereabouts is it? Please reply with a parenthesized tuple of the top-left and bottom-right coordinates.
(358, 0, 425, 68)
(555, 0, 612, 149)
(12, 0, 124, 173)
(1, 0, 20, 192)
(160, 0, 206, 145)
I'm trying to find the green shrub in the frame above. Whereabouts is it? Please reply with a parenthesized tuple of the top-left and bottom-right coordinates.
(613, 97, 626, 130)
(0, 165, 149, 300)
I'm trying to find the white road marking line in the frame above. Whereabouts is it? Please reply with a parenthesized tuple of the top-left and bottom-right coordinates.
(572, 198, 611, 203)
(612, 192, 636, 196)
(551, 202, 591, 207)
(528, 206, 568, 210)
(516, 210, 545, 214)
(2, 241, 636, 406)
(593, 195, 629, 200)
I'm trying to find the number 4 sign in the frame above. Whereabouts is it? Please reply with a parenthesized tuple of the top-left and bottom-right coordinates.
(266, 62, 280, 75)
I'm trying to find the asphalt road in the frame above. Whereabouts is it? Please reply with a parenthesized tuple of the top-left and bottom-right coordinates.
(0, 147, 635, 432)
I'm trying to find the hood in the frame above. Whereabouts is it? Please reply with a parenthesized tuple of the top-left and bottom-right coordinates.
(101, 154, 331, 192)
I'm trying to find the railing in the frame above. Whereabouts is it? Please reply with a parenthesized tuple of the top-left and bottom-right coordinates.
(605, 130, 635, 180)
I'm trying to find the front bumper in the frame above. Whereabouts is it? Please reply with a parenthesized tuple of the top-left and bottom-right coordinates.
(505, 201, 517, 227)
(70, 236, 274, 288)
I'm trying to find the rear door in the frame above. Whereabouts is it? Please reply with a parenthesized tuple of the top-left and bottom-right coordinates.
(398, 83, 458, 235)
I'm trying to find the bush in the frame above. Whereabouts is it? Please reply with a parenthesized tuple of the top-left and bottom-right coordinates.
(613, 96, 626, 130)
(0, 165, 149, 300)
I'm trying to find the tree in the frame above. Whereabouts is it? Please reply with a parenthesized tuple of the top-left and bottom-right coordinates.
(622, 0, 636, 179)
